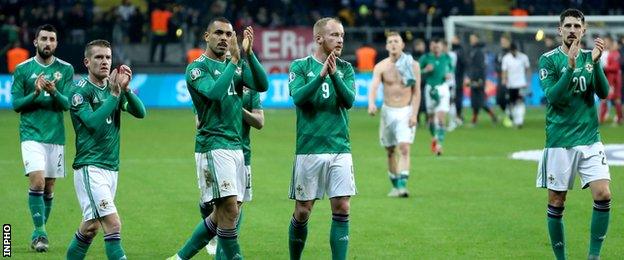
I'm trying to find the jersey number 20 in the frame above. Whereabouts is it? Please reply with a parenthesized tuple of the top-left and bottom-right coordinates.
(572, 76, 587, 93)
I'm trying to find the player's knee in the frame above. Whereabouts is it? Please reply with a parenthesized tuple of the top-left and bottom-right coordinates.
(385, 147, 396, 157)
(593, 189, 611, 201)
(82, 223, 100, 238)
(398, 145, 410, 157)
(548, 197, 566, 207)
(294, 203, 313, 221)
(218, 200, 240, 222)
(331, 197, 350, 215)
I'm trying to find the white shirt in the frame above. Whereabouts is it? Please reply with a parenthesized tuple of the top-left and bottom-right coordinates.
(501, 52, 530, 88)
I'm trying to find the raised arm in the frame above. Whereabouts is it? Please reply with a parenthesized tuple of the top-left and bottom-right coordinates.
(48, 66, 74, 111)
(289, 62, 324, 106)
(242, 53, 269, 92)
(187, 63, 238, 101)
(240, 26, 268, 92)
(11, 68, 40, 112)
(71, 90, 120, 132)
(538, 56, 574, 105)
(593, 61, 610, 99)
(329, 62, 356, 109)
(121, 90, 146, 118)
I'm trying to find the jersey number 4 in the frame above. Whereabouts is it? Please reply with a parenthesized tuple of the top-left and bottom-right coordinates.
(572, 76, 587, 93)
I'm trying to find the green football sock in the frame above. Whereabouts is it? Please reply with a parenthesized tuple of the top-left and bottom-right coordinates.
(330, 214, 349, 260)
(436, 127, 446, 143)
(216, 210, 244, 260)
(177, 218, 217, 259)
(104, 233, 126, 260)
(397, 171, 409, 189)
(547, 205, 566, 260)
(66, 231, 93, 260)
(44, 193, 53, 224)
(589, 200, 611, 257)
(388, 172, 399, 188)
(28, 189, 46, 239)
(428, 122, 436, 136)
(217, 228, 242, 259)
(289, 216, 308, 260)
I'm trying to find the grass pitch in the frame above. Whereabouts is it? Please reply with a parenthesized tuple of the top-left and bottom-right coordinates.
(0, 108, 622, 259)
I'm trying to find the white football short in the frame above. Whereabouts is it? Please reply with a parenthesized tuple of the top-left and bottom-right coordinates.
(21, 141, 65, 178)
(289, 153, 357, 201)
(379, 105, 416, 147)
(242, 165, 252, 202)
(536, 142, 610, 191)
(425, 83, 451, 114)
(74, 165, 118, 221)
(196, 149, 247, 203)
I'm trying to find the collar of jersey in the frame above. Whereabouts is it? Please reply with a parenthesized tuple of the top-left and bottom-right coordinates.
(33, 56, 56, 68)
(87, 78, 108, 90)
(558, 46, 580, 59)
(202, 53, 227, 64)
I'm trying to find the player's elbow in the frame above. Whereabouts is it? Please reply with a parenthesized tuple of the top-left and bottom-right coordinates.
(12, 103, 22, 113)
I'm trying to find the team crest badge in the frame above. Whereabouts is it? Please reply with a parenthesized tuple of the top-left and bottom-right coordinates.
(99, 199, 110, 209)
(585, 63, 593, 72)
(539, 68, 548, 80)
(54, 71, 62, 81)
(289, 72, 296, 82)
(71, 93, 83, 106)
(190, 68, 201, 81)
(235, 66, 242, 75)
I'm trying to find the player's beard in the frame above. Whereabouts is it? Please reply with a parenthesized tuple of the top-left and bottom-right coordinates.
(37, 45, 55, 59)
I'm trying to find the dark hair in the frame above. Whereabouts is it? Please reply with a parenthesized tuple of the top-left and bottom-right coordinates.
(430, 37, 442, 43)
(510, 43, 517, 51)
(207, 17, 231, 31)
(84, 39, 111, 58)
(35, 24, 57, 38)
(559, 9, 584, 24)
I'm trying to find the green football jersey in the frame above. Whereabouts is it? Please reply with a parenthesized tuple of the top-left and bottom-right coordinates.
(186, 54, 248, 153)
(288, 55, 355, 154)
(538, 46, 608, 148)
(11, 57, 74, 144)
(241, 89, 262, 165)
(419, 53, 453, 87)
(69, 78, 145, 171)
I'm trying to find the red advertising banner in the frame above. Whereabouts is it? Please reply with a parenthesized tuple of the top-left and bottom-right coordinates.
(253, 27, 315, 73)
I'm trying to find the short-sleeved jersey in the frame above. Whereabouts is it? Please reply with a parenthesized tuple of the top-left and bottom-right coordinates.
(289, 55, 354, 154)
(186, 54, 248, 153)
(538, 46, 601, 148)
(11, 57, 74, 144)
(241, 89, 262, 165)
(419, 52, 453, 87)
(70, 79, 122, 171)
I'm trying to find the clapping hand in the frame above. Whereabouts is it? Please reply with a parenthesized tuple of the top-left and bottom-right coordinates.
(591, 37, 605, 63)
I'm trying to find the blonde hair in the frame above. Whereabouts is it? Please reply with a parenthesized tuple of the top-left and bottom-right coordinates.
(313, 17, 341, 37)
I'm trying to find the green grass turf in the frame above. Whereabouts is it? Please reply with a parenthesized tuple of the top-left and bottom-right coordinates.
(0, 108, 622, 259)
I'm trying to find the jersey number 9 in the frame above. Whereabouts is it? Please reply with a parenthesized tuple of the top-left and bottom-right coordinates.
(321, 82, 330, 99)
